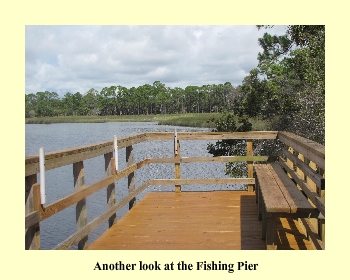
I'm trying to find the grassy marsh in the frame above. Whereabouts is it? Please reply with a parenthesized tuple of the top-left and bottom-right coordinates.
(25, 113, 271, 130)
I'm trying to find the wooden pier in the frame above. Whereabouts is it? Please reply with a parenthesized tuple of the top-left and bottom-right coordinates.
(87, 191, 313, 250)
(25, 131, 325, 250)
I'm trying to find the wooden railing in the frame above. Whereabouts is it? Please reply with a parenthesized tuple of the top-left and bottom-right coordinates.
(277, 131, 325, 249)
(25, 131, 325, 250)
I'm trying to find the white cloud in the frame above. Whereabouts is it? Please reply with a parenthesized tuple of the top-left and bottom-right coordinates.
(25, 25, 287, 96)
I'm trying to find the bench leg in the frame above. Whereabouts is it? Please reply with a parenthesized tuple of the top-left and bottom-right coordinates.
(262, 204, 266, 239)
(266, 215, 277, 250)
(258, 185, 262, 221)
(254, 171, 258, 204)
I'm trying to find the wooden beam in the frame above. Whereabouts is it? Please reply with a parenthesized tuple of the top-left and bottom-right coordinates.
(25, 211, 40, 229)
(254, 164, 290, 213)
(278, 131, 325, 170)
(149, 178, 255, 186)
(266, 216, 277, 250)
(146, 131, 278, 141)
(282, 149, 325, 191)
(315, 196, 325, 218)
(126, 145, 136, 209)
(73, 161, 87, 250)
(105, 153, 116, 227)
(25, 175, 40, 249)
(148, 155, 272, 164)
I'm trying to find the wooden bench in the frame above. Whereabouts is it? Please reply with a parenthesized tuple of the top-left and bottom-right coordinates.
(254, 162, 319, 250)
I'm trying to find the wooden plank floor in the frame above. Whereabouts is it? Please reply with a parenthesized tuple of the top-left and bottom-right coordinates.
(87, 191, 313, 250)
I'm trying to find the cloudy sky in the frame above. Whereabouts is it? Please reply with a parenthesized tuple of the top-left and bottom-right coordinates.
(25, 25, 287, 97)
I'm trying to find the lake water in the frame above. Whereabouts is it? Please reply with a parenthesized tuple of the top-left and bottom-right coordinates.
(25, 122, 240, 249)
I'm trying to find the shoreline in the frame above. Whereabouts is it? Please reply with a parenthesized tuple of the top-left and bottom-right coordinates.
(25, 113, 270, 130)
(24, 113, 222, 128)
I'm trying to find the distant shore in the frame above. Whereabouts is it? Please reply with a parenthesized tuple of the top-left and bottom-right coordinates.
(25, 113, 270, 130)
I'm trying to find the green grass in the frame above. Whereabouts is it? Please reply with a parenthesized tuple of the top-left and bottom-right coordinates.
(25, 113, 223, 127)
(25, 113, 272, 130)
(25, 115, 161, 124)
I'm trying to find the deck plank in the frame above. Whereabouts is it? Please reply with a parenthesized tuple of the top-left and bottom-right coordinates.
(87, 191, 313, 250)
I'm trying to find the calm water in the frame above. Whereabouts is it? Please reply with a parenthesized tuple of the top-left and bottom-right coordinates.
(25, 122, 239, 249)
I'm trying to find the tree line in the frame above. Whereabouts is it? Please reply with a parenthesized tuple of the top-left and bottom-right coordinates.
(25, 81, 244, 118)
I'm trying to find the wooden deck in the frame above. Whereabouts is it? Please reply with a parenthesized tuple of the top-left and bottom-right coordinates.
(87, 191, 313, 250)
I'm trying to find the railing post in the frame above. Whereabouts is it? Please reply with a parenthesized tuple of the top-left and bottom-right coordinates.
(285, 146, 294, 179)
(247, 140, 253, 192)
(174, 130, 181, 193)
(73, 161, 88, 250)
(296, 152, 308, 237)
(319, 168, 325, 243)
(126, 145, 136, 209)
(105, 152, 116, 227)
(25, 174, 40, 249)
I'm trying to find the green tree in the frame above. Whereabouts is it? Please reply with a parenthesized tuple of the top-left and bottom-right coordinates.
(137, 84, 153, 115)
(259, 25, 324, 144)
(25, 93, 37, 117)
(98, 86, 117, 115)
(207, 114, 253, 177)
(35, 91, 60, 117)
(82, 88, 99, 115)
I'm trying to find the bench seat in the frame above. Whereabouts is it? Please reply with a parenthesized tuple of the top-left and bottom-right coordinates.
(254, 162, 319, 250)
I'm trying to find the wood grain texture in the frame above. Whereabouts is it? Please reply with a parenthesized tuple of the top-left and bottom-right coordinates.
(254, 164, 290, 213)
(149, 178, 255, 186)
(277, 131, 325, 170)
(269, 163, 316, 214)
(105, 152, 116, 227)
(87, 191, 313, 250)
(73, 161, 87, 249)
(146, 131, 278, 141)
(25, 175, 40, 249)
(278, 157, 325, 216)
(25, 211, 40, 229)
(282, 149, 325, 190)
(148, 155, 271, 164)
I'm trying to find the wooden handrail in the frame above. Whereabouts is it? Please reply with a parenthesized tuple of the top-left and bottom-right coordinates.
(25, 131, 278, 176)
(25, 131, 325, 250)
(277, 131, 325, 170)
